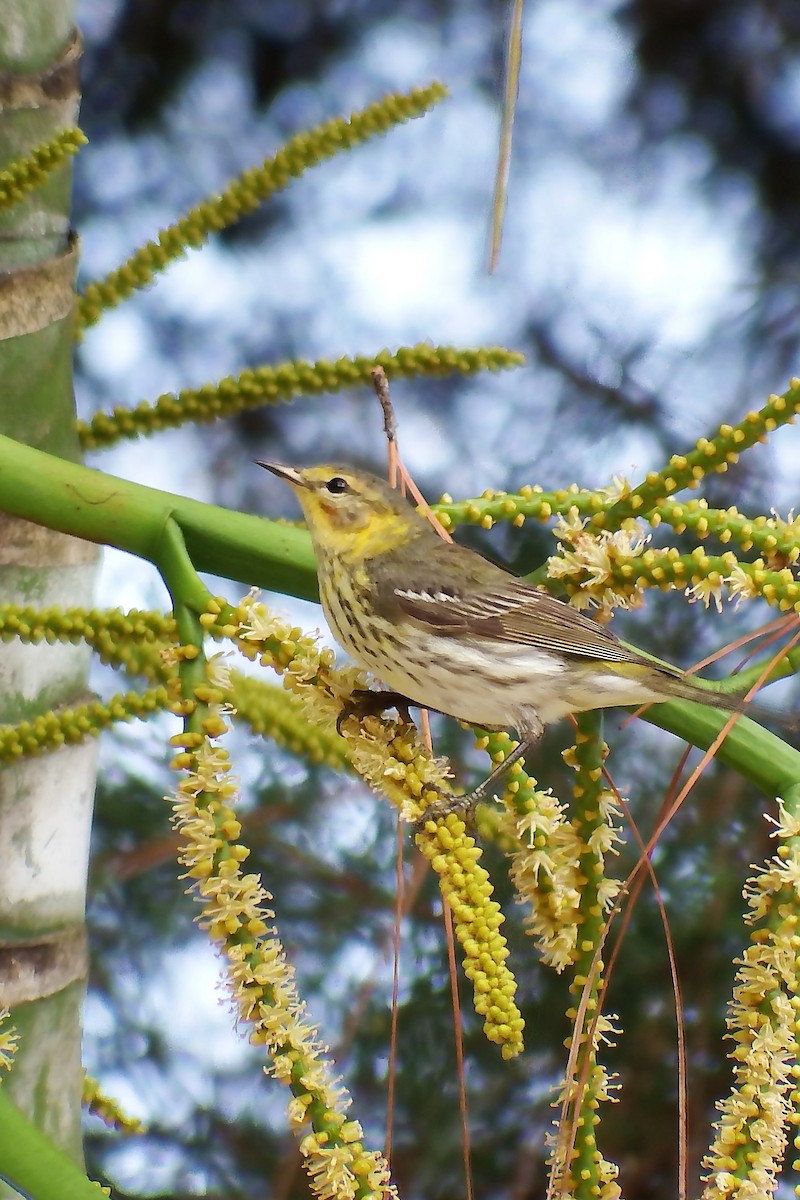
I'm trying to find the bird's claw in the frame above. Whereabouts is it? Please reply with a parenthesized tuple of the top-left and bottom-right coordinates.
(414, 785, 479, 836)
(336, 689, 414, 735)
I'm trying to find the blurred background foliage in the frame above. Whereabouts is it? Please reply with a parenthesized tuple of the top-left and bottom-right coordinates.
(74, 1, 800, 1196)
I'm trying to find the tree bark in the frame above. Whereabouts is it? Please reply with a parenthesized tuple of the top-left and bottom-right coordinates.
(0, 0, 95, 1173)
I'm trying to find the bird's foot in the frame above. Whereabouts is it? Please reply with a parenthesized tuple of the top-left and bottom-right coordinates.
(415, 784, 480, 834)
(414, 731, 541, 834)
(336, 688, 414, 735)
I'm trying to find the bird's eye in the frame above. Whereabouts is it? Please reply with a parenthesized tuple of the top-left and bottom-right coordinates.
(325, 476, 350, 495)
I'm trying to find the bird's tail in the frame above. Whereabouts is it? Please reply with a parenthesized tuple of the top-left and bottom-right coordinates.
(665, 671, 799, 734)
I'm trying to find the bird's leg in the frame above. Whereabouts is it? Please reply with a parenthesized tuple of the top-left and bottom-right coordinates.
(336, 688, 415, 734)
(416, 714, 545, 830)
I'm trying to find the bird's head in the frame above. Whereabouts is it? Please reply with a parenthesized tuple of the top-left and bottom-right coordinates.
(258, 462, 425, 560)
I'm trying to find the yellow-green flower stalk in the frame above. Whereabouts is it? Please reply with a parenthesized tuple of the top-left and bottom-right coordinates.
(220, 590, 525, 1056)
(599, 381, 800, 527)
(545, 723, 622, 1200)
(701, 792, 800, 1199)
(230, 671, 350, 770)
(0, 1010, 19, 1074)
(76, 84, 448, 332)
(649, 498, 800, 565)
(0, 604, 177, 651)
(169, 674, 397, 1200)
(82, 1073, 144, 1134)
(433, 481, 596, 534)
(430, 378, 800, 628)
(546, 509, 651, 616)
(0, 687, 171, 765)
(76, 344, 524, 450)
(0, 128, 87, 214)
(0, 604, 179, 683)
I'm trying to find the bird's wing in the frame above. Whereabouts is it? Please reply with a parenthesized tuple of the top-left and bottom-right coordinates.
(371, 543, 646, 664)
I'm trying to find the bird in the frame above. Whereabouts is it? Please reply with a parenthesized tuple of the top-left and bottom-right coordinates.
(258, 461, 786, 819)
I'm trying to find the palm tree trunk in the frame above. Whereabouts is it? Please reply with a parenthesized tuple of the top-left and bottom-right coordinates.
(0, 0, 95, 1168)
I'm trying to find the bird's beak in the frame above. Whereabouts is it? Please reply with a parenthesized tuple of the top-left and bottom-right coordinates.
(255, 461, 310, 489)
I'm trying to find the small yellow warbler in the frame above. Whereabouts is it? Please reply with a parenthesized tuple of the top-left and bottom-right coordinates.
(260, 462, 788, 814)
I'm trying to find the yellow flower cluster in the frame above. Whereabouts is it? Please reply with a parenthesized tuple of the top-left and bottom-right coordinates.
(417, 812, 525, 1059)
(228, 589, 337, 686)
(544, 509, 800, 617)
(702, 799, 800, 1199)
(223, 591, 525, 1056)
(345, 712, 452, 819)
(547, 508, 651, 616)
(0, 1009, 18, 1071)
(505, 785, 586, 971)
(504, 781, 622, 973)
(169, 727, 397, 1200)
(82, 1072, 144, 1134)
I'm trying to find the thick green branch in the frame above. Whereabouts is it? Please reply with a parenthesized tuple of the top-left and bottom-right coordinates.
(1, 433, 798, 798)
(0, 1090, 105, 1200)
(615, 701, 800, 799)
(0, 433, 318, 602)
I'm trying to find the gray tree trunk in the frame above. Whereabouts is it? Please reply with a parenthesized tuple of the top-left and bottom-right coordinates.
(0, 0, 96, 1173)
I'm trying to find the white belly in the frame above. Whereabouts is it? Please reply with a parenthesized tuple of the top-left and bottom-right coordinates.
(364, 634, 567, 727)
(324, 587, 660, 732)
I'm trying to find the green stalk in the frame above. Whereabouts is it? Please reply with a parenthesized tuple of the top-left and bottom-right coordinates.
(2, 433, 798, 800)
(0, 433, 318, 602)
(0, 1090, 103, 1200)
(618, 701, 800, 799)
